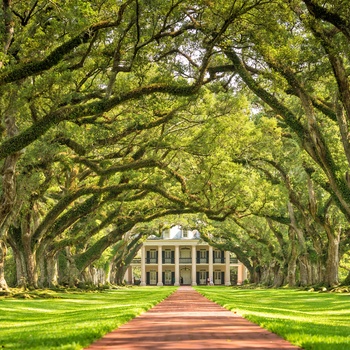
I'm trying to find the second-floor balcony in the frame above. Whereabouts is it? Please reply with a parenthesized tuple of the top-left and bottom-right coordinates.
(140, 257, 238, 264)
(132, 256, 238, 265)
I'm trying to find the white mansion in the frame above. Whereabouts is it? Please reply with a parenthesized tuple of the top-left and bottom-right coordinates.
(125, 225, 247, 286)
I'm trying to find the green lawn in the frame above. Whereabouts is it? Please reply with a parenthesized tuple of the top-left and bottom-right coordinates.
(2, 286, 349, 350)
(195, 286, 350, 350)
(0, 287, 176, 350)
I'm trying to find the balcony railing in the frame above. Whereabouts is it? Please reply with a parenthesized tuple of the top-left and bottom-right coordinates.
(132, 257, 239, 264)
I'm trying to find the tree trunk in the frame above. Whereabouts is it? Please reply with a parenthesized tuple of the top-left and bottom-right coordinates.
(13, 250, 28, 288)
(60, 247, 80, 287)
(105, 263, 112, 284)
(115, 264, 128, 285)
(287, 229, 298, 287)
(81, 267, 93, 284)
(46, 253, 59, 288)
(37, 254, 46, 288)
(96, 268, 106, 285)
(108, 262, 117, 284)
(7, 225, 41, 288)
(272, 263, 284, 287)
(249, 258, 262, 284)
(325, 226, 340, 287)
(298, 254, 312, 286)
(22, 234, 38, 288)
(0, 240, 8, 290)
(310, 261, 321, 285)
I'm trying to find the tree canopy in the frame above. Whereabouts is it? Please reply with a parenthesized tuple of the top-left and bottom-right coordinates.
(1, 0, 350, 289)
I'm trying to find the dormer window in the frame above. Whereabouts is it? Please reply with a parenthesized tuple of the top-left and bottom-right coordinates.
(182, 230, 188, 238)
(163, 229, 170, 239)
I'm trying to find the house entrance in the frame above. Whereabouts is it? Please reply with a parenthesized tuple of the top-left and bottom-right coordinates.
(180, 268, 191, 285)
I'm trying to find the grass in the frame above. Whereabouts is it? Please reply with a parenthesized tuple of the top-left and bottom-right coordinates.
(195, 286, 350, 350)
(2, 285, 349, 350)
(0, 286, 176, 350)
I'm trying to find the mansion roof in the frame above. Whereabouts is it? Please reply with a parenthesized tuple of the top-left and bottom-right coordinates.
(147, 225, 200, 240)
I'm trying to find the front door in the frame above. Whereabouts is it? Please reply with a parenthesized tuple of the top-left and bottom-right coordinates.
(181, 268, 191, 285)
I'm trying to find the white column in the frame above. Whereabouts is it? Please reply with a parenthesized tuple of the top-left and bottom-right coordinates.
(157, 245, 163, 286)
(123, 267, 129, 284)
(130, 266, 134, 284)
(237, 263, 243, 285)
(209, 245, 213, 283)
(174, 245, 180, 286)
(124, 266, 133, 285)
(140, 245, 146, 286)
(225, 251, 231, 286)
(243, 264, 247, 281)
(191, 245, 197, 286)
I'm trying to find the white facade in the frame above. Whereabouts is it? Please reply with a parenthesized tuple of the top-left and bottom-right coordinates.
(126, 226, 247, 286)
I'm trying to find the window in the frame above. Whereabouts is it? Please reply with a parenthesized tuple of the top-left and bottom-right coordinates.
(180, 247, 191, 263)
(149, 249, 157, 263)
(164, 249, 172, 263)
(214, 271, 222, 285)
(182, 230, 188, 238)
(150, 270, 157, 285)
(214, 250, 221, 259)
(214, 250, 222, 263)
(200, 249, 207, 263)
(163, 229, 170, 239)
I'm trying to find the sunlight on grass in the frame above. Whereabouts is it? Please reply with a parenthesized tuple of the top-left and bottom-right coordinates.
(0, 287, 176, 350)
(195, 287, 350, 350)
